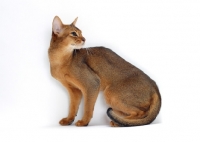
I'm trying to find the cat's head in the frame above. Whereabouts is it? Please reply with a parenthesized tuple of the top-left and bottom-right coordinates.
(51, 16, 85, 51)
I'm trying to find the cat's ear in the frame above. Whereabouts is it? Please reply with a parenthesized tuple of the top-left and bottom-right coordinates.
(71, 17, 78, 26)
(52, 16, 64, 35)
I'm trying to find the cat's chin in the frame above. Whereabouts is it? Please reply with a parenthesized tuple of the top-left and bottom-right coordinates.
(72, 46, 82, 50)
(75, 46, 83, 50)
(70, 44, 84, 50)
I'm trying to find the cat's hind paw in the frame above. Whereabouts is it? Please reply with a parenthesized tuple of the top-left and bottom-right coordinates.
(110, 121, 119, 127)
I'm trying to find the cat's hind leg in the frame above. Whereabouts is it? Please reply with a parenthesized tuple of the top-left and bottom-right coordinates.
(104, 89, 149, 126)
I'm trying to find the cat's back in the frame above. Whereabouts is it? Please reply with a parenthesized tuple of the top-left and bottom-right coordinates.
(85, 46, 133, 67)
(73, 46, 123, 64)
(79, 46, 142, 78)
(72, 46, 155, 91)
(73, 47, 145, 76)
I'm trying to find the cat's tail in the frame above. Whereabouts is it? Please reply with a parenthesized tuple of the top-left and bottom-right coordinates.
(107, 92, 161, 127)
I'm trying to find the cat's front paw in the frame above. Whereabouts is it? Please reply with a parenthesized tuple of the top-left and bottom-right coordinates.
(59, 118, 74, 126)
(75, 120, 89, 127)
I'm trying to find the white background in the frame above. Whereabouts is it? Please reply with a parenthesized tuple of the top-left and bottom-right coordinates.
(1, 0, 200, 141)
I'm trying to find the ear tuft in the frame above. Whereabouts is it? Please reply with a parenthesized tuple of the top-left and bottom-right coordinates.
(52, 16, 63, 35)
(71, 17, 78, 26)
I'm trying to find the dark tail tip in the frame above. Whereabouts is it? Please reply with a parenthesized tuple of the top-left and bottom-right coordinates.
(107, 108, 113, 118)
(107, 107, 117, 124)
(106, 108, 130, 127)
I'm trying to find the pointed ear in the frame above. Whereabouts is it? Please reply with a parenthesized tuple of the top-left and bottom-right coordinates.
(71, 17, 78, 26)
(52, 16, 63, 35)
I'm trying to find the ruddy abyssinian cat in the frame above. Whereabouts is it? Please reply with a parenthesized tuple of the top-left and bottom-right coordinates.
(48, 16, 161, 127)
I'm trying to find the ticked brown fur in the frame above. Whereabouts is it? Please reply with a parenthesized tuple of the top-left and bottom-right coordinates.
(48, 16, 161, 127)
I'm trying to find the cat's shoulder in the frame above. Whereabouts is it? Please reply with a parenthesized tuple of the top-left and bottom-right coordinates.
(87, 46, 115, 54)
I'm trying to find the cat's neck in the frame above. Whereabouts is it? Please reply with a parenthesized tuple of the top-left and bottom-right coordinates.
(48, 45, 74, 66)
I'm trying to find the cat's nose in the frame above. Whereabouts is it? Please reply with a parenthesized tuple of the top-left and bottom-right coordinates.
(82, 37, 86, 42)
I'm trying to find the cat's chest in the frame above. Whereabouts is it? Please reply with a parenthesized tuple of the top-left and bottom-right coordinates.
(49, 53, 71, 80)
(50, 65, 69, 80)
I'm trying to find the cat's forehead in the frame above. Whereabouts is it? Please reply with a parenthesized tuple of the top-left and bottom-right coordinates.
(64, 25, 81, 32)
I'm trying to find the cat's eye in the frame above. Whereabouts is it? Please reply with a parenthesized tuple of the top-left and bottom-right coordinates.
(71, 32, 78, 37)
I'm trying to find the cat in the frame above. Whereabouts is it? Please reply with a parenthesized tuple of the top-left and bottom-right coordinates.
(48, 16, 161, 127)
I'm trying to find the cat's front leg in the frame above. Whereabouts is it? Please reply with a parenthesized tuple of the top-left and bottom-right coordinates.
(75, 91, 99, 126)
(75, 79, 100, 126)
(59, 83, 82, 126)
